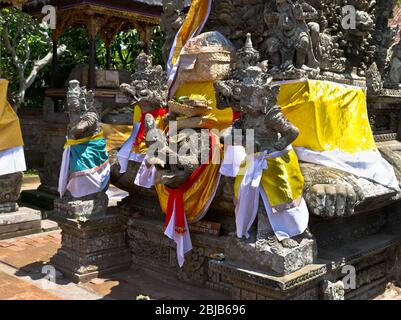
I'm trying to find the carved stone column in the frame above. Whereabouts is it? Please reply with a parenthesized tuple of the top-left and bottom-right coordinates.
(0, 172, 41, 240)
(51, 208, 131, 283)
(50, 80, 131, 283)
(51, 191, 130, 282)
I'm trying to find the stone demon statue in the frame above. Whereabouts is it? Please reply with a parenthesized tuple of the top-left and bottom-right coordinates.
(54, 80, 109, 218)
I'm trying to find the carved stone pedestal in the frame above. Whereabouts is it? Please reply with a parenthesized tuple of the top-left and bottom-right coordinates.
(52, 212, 131, 283)
(125, 198, 401, 300)
(225, 235, 317, 276)
(0, 208, 42, 240)
(0, 172, 42, 240)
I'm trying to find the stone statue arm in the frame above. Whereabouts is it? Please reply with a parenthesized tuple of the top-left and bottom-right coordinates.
(299, 2, 318, 21)
(265, 106, 299, 151)
(69, 112, 99, 140)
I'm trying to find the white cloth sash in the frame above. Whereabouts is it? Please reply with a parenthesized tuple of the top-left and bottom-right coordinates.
(117, 122, 141, 173)
(0, 146, 26, 176)
(164, 201, 193, 268)
(58, 145, 71, 198)
(221, 145, 309, 240)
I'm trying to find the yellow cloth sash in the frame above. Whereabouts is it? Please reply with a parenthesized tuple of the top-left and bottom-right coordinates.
(175, 81, 235, 131)
(66, 131, 104, 147)
(168, 0, 211, 71)
(155, 133, 222, 223)
(155, 163, 221, 223)
(102, 124, 133, 151)
(234, 149, 304, 208)
(0, 80, 23, 151)
(278, 80, 376, 153)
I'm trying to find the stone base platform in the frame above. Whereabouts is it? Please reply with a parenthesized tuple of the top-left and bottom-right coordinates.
(51, 213, 131, 283)
(0, 208, 42, 240)
(208, 228, 401, 299)
(126, 200, 401, 300)
(20, 189, 58, 211)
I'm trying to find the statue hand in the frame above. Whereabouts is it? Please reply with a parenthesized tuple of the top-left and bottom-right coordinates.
(294, 4, 304, 20)
(305, 183, 358, 218)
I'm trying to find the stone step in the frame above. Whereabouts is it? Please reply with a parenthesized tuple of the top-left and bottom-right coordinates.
(0, 208, 42, 240)
(41, 219, 59, 233)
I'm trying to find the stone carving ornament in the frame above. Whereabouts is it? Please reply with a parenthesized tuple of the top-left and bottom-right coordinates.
(0, 172, 22, 213)
(110, 53, 168, 193)
(178, 0, 396, 82)
(54, 80, 108, 219)
(215, 35, 313, 251)
(262, 0, 320, 76)
(113, 0, 401, 222)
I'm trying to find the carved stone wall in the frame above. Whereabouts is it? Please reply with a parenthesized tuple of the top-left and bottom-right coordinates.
(161, 0, 399, 79)
(127, 217, 226, 287)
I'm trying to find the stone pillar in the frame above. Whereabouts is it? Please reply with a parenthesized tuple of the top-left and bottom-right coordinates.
(88, 35, 96, 90)
(52, 209, 131, 283)
(87, 15, 98, 90)
(0, 172, 41, 240)
(106, 45, 111, 70)
(51, 37, 58, 88)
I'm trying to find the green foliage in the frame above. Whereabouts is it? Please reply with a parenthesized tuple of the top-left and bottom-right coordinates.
(0, 8, 51, 106)
(1, 9, 165, 109)
(150, 27, 165, 67)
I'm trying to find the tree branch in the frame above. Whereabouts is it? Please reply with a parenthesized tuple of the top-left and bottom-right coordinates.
(25, 44, 67, 89)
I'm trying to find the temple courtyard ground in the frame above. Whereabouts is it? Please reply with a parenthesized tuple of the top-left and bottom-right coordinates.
(0, 175, 398, 300)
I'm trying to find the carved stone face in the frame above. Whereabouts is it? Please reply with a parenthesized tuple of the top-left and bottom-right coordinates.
(66, 80, 88, 125)
(144, 114, 203, 189)
(240, 83, 279, 114)
(276, 0, 296, 33)
(120, 53, 167, 113)
(135, 53, 152, 72)
(214, 80, 242, 111)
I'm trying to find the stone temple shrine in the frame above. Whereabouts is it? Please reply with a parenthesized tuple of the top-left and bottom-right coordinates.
(2, 0, 401, 301)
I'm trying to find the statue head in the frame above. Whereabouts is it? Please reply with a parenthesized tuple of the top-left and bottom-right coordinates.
(240, 68, 280, 114)
(214, 79, 242, 111)
(135, 53, 153, 73)
(120, 53, 168, 112)
(66, 80, 91, 124)
(235, 33, 260, 73)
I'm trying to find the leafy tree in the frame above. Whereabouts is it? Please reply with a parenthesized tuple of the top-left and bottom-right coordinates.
(0, 8, 165, 110)
(0, 8, 66, 110)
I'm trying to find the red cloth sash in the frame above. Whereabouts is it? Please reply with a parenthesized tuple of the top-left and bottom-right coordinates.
(233, 111, 241, 122)
(164, 133, 217, 234)
(135, 108, 168, 146)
